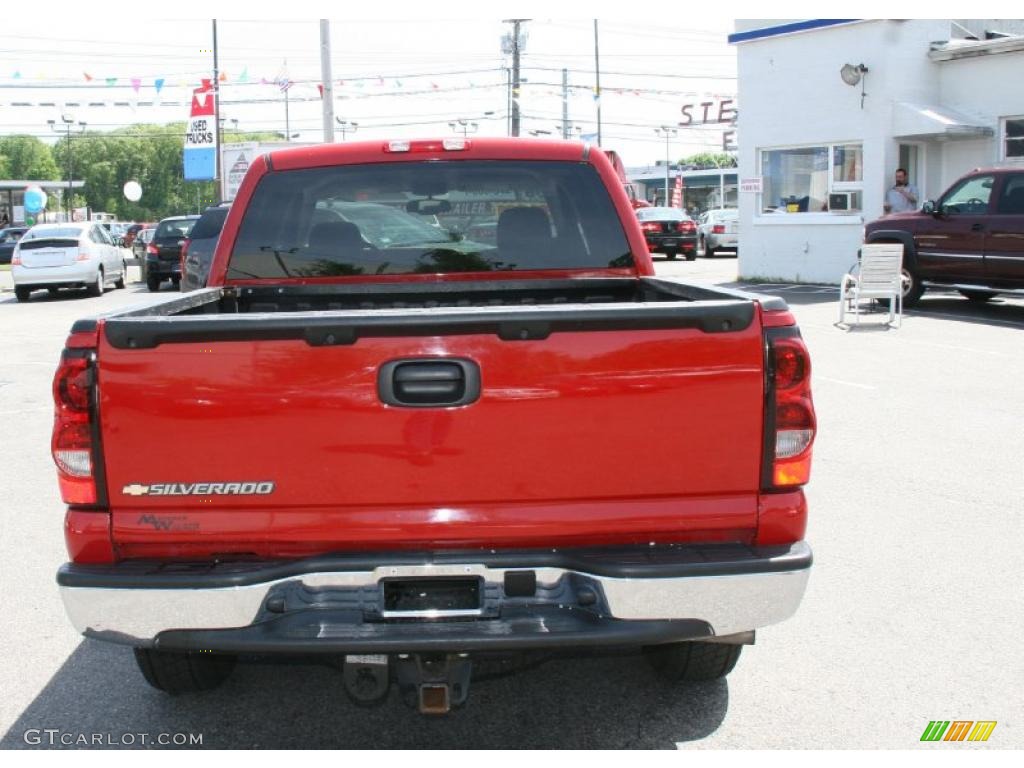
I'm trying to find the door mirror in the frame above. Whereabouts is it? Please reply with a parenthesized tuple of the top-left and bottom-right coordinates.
(922, 200, 936, 215)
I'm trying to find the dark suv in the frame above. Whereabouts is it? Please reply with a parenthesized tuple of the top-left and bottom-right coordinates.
(181, 204, 229, 292)
(146, 215, 198, 292)
(865, 167, 1024, 306)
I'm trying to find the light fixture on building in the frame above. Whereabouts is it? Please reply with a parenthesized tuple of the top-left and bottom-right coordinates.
(840, 63, 869, 109)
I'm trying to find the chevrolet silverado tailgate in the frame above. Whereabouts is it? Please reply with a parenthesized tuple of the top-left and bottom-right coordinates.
(95, 296, 767, 556)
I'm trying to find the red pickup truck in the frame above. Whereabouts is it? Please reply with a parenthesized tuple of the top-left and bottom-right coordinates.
(54, 138, 815, 714)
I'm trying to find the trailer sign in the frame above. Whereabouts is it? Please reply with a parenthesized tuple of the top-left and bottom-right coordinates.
(183, 79, 217, 181)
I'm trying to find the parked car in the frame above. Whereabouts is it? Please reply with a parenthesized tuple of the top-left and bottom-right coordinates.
(636, 206, 698, 260)
(865, 167, 1024, 306)
(11, 222, 126, 302)
(697, 209, 739, 257)
(145, 215, 198, 291)
(52, 138, 815, 712)
(123, 222, 152, 249)
(181, 204, 230, 291)
(0, 226, 28, 265)
(132, 227, 155, 264)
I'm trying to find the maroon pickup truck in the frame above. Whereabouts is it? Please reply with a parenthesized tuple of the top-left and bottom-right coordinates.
(54, 138, 815, 714)
(866, 166, 1024, 306)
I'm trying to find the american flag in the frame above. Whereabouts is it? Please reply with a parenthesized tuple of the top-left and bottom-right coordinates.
(671, 174, 684, 209)
(274, 64, 292, 93)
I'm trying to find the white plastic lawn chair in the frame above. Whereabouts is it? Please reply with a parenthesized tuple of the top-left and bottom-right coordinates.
(838, 243, 904, 327)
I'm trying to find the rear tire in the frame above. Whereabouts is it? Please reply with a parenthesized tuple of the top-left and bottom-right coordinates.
(665, 251, 677, 261)
(685, 252, 697, 261)
(705, 244, 716, 258)
(147, 275, 161, 292)
(133, 648, 236, 694)
(87, 269, 104, 297)
(959, 289, 997, 303)
(644, 641, 742, 682)
(115, 262, 126, 289)
(14, 286, 31, 302)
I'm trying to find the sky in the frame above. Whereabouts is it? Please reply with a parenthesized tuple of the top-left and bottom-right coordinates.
(0, 8, 739, 168)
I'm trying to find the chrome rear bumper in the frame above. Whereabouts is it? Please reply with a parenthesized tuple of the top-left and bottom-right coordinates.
(59, 542, 811, 651)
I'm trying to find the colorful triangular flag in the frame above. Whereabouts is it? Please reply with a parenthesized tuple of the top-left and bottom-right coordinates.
(130, 78, 141, 93)
(154, 78, 165, 94)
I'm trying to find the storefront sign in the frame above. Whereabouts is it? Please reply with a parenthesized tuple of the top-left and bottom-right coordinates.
(740, 178, 763, 194)
(221, 142, 258, 201)
(680, 99, 737, 126)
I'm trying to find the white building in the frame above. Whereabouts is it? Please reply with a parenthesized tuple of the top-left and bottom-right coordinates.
(731, 19, 1024, 283)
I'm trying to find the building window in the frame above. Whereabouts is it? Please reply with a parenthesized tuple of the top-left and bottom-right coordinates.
(759, 143, 864, 213)
(1002, 117, 1024, 161)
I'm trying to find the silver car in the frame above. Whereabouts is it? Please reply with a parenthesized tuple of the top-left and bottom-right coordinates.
(12, 222, 127, 302)
(697, 209, 739, 257)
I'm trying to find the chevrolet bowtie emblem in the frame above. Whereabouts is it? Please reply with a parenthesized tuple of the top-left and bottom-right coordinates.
(122, 484, 151, 496)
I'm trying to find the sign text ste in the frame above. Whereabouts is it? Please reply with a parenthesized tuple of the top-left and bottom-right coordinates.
(680, 99, 737, 126)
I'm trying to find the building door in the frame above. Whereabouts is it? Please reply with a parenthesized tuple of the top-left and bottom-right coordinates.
(898, 144, 923, 191)
(986, 173, 1024, 284)
(914, 173, 992, 282)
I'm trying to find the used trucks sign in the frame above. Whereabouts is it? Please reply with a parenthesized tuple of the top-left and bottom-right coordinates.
(183, 79, 217, 181)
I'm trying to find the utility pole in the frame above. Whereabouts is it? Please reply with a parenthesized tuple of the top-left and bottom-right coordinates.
(320, 20, 335, 143)
(505, 67, 512, 136)
(655, 126, 678, 205)
(212, 19, 222, 200)
(503, 19, 528, 137)
(594, 19, 602, 146)
(561, 68, 569, 139)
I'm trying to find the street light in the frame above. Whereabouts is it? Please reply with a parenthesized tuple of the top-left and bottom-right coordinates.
(449, 119, 479, 137)
(528, 129, 552, 137)
(48, 114, 86, 221)
(335, 118, 358, 140)
(654, 125, 678, 207)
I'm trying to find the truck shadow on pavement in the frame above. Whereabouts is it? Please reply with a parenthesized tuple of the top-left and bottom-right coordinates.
(2, 640, 729, 749)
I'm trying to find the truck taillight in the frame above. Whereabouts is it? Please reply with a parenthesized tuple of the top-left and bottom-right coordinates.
(763, 331, 815, 490)
(677, 220, 696, 233)
(641, 222, 660, 233)
(180, 238, 191, 275)
(146, 243, 158, 256)
(52, 351, 99, 505)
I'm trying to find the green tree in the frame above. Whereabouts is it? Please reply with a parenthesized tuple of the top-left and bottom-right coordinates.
(680, 152, 737, 170)
(51, 123, 283, 221)
(0, 136, 61, 179)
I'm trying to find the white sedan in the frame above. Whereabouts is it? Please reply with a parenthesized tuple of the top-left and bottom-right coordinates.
(12, 222, 127, 302)
(697, 209, 739, 257)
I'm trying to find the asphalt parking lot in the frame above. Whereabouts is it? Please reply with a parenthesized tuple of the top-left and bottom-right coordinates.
(0, 258, 1021, 749)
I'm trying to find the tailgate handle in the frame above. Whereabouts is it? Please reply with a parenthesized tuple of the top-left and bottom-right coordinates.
(379, 359, 481, 407)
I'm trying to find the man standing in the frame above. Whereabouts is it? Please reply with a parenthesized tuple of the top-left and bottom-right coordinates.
(883, 168, 919, 214)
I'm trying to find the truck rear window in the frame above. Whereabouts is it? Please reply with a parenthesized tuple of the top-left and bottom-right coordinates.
(227, 160, 633, 279)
